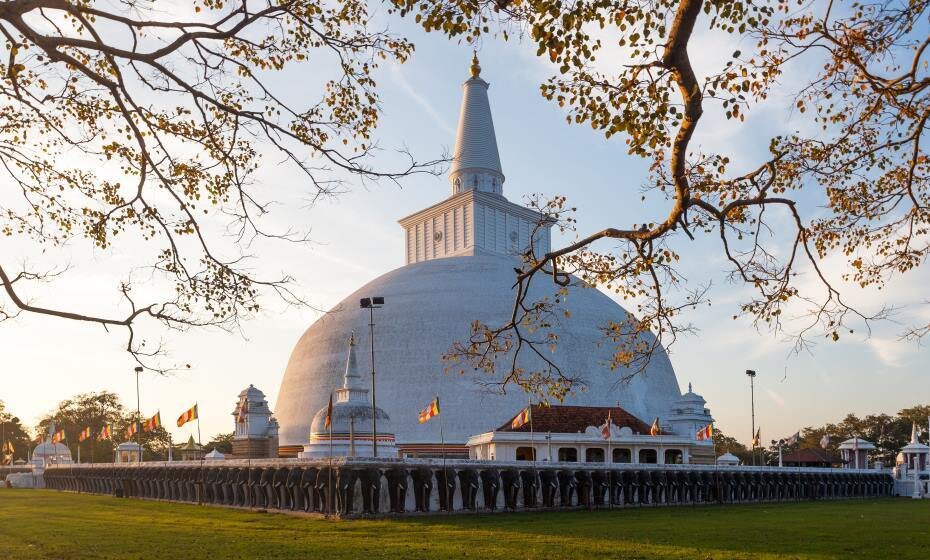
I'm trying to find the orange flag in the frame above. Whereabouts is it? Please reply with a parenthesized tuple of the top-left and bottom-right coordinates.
(650, 417, 661, 436)
(418, 397, 440, 424)
(511, 407, 531, 430)
(176, 404, 198, 428)
(323, 394, 333, 431)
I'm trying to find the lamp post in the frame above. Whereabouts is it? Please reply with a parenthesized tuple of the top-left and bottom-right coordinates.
(134, 366, 143, 462)
(360, 296, 384, 457)
(746, 369, 757, 466)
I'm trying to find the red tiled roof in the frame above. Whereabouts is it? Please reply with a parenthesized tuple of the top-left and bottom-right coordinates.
(496, 404, 653, 435)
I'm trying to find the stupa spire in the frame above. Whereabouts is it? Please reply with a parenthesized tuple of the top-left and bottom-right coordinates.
(336, 331, 368, 403)
(343, 331, 361, 390)
(449, 53, 505, 196)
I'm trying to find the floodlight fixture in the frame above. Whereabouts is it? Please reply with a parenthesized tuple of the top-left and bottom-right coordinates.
(359, 295, 385, 456)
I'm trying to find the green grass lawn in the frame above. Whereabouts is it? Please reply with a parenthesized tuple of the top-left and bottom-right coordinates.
(1, 489, 927, 559)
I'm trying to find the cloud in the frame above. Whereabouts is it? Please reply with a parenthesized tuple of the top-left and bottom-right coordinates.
(867, 337, 912, 368)
(764, 387, 786, 408)
(388, 63, 455, 135)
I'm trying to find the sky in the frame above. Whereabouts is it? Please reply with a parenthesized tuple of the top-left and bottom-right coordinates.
(1, 7, 929, 448)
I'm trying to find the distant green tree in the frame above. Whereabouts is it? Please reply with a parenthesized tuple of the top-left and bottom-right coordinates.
(138, 426, 173, 461)
(36, 392, 127, 463)
(0, 400, 31, 463)
(712, 428, 751, 465)
(766, 405, 929, 466)
(203, 433, 234, 455)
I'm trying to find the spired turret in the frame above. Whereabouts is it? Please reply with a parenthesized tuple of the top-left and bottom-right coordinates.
(398, 54, 551, 265)
(449, 53, 505, 196)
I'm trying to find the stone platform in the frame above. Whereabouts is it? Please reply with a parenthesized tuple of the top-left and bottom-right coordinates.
(41, 458, 893, 517)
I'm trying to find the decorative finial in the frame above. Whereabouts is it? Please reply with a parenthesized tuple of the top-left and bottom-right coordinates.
(688, 382, 692, 393)
(470, 51, 481, 78)
(347, 330, 357, 347)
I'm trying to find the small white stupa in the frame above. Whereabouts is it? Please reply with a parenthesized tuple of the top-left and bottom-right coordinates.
(31, 420, 73, 468)
(899, 422, 929, 472)
(716, 452, 740, 467)
(300, 332, 396, 459)
(204, 449, 226, 461)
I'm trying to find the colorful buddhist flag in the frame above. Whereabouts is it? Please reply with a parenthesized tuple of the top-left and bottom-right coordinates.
(125, 421, 138, 439)
(52, 429, 66, 444)
(696, 423, 713, 441)
(323, 394, 333, 431)
(143, 412, 161, 432)
(236, 399, 248, 423)
(418, 397, 440, 424)
(784, 431, 800, 446)
(78, 426, 92, 442)
(511, 407, 531, 430)
(751, 427, 761, 447)
(650, 417, 661, 436)
(98, 424, 112, 441)
(176, 404, 198, 428)
(600, 412, 612, 440)
(2, 440, 14, 455)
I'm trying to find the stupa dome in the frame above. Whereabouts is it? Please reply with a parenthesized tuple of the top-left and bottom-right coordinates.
(308, 333, 394, 438)
(32, 441, 71, 462)
(275, 254, 681, 450)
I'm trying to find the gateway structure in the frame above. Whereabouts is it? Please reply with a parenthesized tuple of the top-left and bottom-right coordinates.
(275, 56, 692, 458)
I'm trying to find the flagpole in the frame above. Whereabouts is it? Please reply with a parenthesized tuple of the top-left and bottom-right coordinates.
(712, 424, 719, 504)
(607, 411, 612, 510)
(328, 391, 333, 517)
(197, 403, 205, 505)
(438, 395, 449, 512)
(529, 397, 535, 467)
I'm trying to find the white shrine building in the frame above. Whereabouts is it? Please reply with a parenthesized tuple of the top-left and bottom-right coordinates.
(231, 385, 279, 459)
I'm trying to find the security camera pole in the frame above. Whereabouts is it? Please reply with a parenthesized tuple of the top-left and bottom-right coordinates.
(360, 296, 385, 457)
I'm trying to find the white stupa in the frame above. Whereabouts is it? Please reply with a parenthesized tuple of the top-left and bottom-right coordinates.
(274, 55, 685, 457)
(31, 421, 72, 467)
(299, 333, 396, 458)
